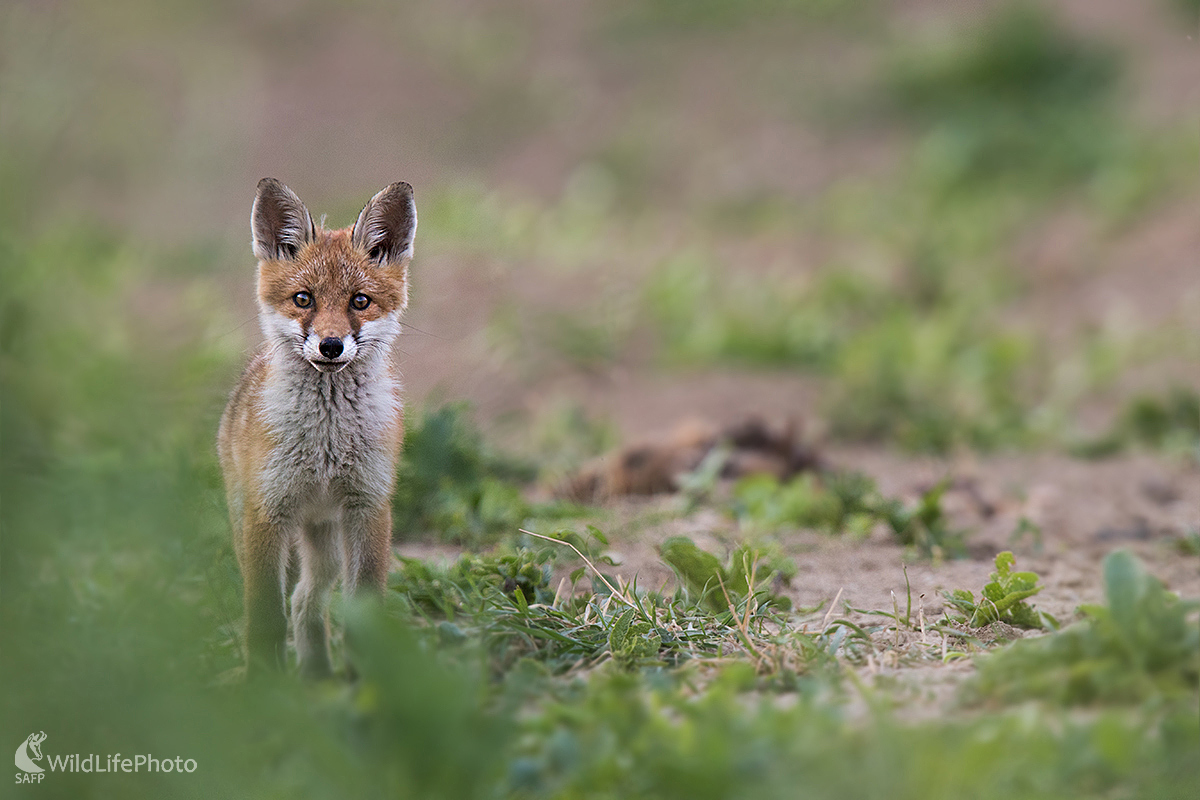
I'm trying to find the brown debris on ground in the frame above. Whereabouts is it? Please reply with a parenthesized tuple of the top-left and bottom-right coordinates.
(557, 415, 822, 503)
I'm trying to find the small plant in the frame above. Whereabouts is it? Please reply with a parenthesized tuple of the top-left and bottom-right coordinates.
(732, 471, 965, 557)
(823, 311, 1035, 452)
(392, 402, 538, 544)
(879, 480, 968, 559)
(732, 473, 845, 532)
(943, 551, 1052, 629)
(1125, 387, 1200, 448)
(732, 470, 892, 535)
(658, 536, 795, 613)
(386, 528, 814, 674)
(968, 550, 1200, 705)
(522, 401, 619, 480)
(1177, 530, 1200, 557)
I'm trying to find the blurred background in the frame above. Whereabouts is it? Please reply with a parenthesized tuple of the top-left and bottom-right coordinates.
(1, 0, 1197, 796)
(4, 0, 1198, 450)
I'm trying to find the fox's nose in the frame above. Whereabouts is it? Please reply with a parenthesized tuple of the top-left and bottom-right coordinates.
(319, 337, 344, 359)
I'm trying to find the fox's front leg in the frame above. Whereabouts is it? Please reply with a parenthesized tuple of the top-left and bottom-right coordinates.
(239, 514, 290, 676)
(342, 502, 393, 596)
(291, 520, 341, 679)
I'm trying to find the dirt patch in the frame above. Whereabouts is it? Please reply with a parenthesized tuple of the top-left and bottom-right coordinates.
(508, 447, 1199, 633)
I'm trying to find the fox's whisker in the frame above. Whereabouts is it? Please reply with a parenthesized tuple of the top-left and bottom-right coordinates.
(398, 322, 445, 339)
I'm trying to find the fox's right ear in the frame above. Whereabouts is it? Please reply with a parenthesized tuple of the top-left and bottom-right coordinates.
(252, 178, 315, 262)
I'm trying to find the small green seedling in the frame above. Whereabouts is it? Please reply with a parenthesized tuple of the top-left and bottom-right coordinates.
(968, 550, 1200, 705)
(659, 536, 794, 613)
(943, 551, 1051, 629)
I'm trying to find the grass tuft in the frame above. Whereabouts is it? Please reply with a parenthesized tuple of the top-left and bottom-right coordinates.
(967, 550, 1200, 705)
(731, 471, 966, 557)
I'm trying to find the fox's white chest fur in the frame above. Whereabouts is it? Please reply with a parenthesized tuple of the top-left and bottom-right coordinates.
(258, 349, 401, 522)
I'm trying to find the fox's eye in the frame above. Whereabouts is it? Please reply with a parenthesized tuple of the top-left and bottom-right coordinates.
(293, 291, 313, 308)
(351, 293, 371, 310)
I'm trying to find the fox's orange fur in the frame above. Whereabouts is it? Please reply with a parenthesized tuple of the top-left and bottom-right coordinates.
(218, 178, 416, 678)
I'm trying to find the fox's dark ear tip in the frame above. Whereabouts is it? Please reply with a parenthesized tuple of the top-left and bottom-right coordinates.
(387, 181, 414, 197)
(257, 177, 282, 192)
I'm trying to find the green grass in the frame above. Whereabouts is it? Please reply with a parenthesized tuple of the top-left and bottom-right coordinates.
(604, 0, 873, 36)
(510, 677, 1197, 799)
(884, 2, 1121, 192)
(1074, 386, 1200, 459)
(3, 250, 1196, 795)
(391, 528, 819, 676)
(392, 402, 537, 545)
(1167, 0, 1200, 26)
(391, 401, 600, 545)
(730, 470, 966, 557)
(599, 3, 1189, 454)
(659, 535, 796, 612)
(640, 246, 1040, 452)
(308, 3, 1194, 459)
(967, 550, 1200, 706)
(5, 218, 1190, 796)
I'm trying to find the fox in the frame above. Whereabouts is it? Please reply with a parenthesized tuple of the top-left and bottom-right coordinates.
(218, 178, 416, 678)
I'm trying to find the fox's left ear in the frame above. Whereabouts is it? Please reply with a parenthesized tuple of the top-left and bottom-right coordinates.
(352, 182, 417, 269)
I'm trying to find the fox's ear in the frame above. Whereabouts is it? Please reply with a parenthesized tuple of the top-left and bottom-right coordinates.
(252, 178, 315, 262)
(352, 182, 417, 268)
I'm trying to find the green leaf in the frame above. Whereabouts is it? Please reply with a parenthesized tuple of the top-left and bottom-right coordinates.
(1007, 572, 1040, 592)
(1103, 549, 1148, 637)
(990, 587, 1042, 614)
(660, 536, 728, 611)
(993, 550, 1016, 579)
(586, 524, 609, 547)
(607, 608, 661, 667)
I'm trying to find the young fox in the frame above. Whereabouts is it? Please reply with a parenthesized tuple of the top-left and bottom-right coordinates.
(218, 178, 416, 678)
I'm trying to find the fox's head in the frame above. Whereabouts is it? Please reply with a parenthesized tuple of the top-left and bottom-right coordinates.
(251, 178, 416, 373)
